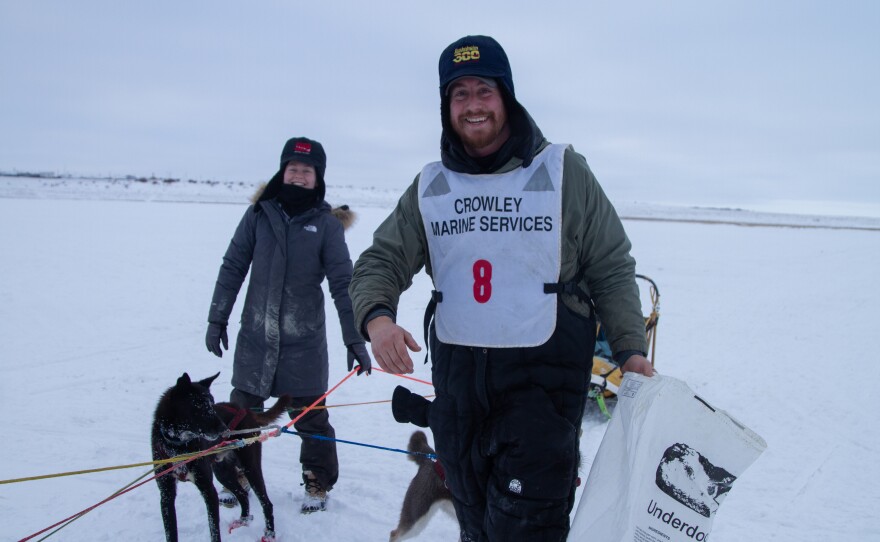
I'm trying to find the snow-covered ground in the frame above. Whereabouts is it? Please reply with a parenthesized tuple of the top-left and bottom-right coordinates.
(1, 175, 878, 541)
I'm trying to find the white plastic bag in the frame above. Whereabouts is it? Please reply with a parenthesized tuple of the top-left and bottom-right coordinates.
(570, 373, 767, 541)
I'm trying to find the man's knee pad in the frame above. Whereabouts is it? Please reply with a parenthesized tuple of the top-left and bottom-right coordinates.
(428, 394, 487, 508)
(484, 387, 578, 501)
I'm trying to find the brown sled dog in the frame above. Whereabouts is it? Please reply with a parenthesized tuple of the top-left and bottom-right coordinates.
(151, 372, 291, 542)
(389, 430, 455, 541)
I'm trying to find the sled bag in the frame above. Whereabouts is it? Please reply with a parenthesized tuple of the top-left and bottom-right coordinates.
(570, 373, 767, 542)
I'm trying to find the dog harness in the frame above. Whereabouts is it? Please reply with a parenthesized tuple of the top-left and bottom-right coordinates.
(217, 403, 248, 431)
(433, 459, 447, 484)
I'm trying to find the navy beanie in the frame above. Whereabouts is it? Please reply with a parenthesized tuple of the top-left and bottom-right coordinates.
(438, 35, 515, 98)
(437, 35, 543, 172)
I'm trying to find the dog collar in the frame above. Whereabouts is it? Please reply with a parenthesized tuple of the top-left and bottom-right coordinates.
(160, 426, 202, 446)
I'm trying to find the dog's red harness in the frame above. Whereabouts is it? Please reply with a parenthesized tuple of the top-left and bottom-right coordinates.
(217, 404, 248, 431)
(433, 460, 446, 483)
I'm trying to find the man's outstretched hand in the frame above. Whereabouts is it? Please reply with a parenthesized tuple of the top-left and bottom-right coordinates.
(366, 316, 421, 374)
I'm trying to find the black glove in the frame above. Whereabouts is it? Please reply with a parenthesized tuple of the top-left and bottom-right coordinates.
(391, 385, 431, 427)
(346, 342, 372, 375)
(206, 323, 228, 357)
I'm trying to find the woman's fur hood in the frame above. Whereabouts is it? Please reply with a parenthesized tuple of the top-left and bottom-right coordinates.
(249, 182, 356, 230)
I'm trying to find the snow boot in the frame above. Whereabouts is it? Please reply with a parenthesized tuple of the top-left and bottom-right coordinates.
(300, 470, 328, 514)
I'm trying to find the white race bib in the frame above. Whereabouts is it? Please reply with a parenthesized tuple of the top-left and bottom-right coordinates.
(418, 144, 566, 347)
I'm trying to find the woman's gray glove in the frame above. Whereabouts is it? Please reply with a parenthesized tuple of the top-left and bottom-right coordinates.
(346, 342, 372, 375)
(206, 323, 228, 357)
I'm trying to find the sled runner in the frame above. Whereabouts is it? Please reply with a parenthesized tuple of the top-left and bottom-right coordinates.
(588, 274, 659, 413)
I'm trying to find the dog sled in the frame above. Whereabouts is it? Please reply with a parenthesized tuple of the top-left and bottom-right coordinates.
(588, 274, 660, 414)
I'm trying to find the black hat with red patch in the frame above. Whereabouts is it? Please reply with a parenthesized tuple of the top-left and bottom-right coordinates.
(279, 137, 326, 183)
(261, 136, 326, 203)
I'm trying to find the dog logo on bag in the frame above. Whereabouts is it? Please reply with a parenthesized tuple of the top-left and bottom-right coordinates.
(655, 443, 736, 518)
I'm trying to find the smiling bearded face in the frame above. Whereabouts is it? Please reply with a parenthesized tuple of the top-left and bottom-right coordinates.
(448, 77, 511, 158)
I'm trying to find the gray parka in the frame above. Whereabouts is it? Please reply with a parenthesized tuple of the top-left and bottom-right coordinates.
(208, 197, 361, 398)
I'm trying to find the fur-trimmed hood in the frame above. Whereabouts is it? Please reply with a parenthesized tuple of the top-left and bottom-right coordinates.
(249, 182, 356, 230)
(330, 204, 356, 230)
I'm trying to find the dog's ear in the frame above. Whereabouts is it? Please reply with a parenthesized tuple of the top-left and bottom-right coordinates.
(177, 373, 192, 387)
(197, 372, 221, 389)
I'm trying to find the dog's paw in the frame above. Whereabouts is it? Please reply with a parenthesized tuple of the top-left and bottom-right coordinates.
(227, 514, 253, 533)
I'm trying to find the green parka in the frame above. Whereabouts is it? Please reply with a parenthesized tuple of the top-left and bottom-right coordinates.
(349, 141, 648, 358)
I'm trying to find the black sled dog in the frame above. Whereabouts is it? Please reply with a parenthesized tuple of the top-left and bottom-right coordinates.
(389, 430, 454, 541)
(151, 372, 291, 542)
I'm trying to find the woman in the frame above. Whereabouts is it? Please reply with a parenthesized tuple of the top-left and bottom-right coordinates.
(205, 136, 371, 513)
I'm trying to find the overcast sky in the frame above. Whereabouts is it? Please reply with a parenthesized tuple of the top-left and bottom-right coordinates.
(2, 1, 878, 216)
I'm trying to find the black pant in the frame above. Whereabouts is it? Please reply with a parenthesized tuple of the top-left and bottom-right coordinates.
(427, 303, 595, 542)
(230, 389, 339, 490)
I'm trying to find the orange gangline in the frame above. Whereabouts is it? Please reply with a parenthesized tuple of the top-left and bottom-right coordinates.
(283, 367, 359, 429)
(373, 367, 433, 386)
(286, 396, 435, 412)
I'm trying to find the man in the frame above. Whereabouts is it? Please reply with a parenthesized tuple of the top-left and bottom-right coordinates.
(350, 35, 653, 541)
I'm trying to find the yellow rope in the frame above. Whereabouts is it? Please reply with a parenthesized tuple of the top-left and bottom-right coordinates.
(19, 438, 241, 542)
(0, 435, 266, 486)
(2, 393, 424, 486)
(18, 370, 369, 540)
